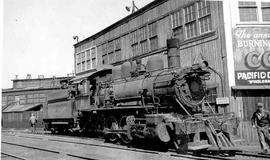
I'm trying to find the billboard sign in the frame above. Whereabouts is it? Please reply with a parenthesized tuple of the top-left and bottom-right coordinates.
(232, 27, 270, 85)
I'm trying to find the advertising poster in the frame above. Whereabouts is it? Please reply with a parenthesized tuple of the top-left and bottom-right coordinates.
(232, 27, 270, 85)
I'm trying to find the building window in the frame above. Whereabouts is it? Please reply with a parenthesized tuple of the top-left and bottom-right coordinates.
(199, 16, 212, 34)
(102, 43, 108, 65)
(8, 95, 15, 101)
(81, 52, 85, 72)
(171, 10, 184, 41)
(114, 38, 122, 62)
(27, 94, 34, 104)
(76, 52, 82, 73)
(139, 26, 148, 54)
(86, 50, 90, 70)
(2, 96, 7, 103)
(148, 22, 158, 51)
(131, 43, 140, 56)
(107, 41, 114, 53)
(131, 30, 140, 56)
(91, 47, 97, 68)
(198, 0, 212, 34)
(239, 1, 258, 22)
(184, 4, 196, 23)
(76, 62, 80, 72)
(186, 22, 197, 39)
(20, 100, 26, 104)
(262, 2, 270, 21)
(108, 53, 115, 64)
(184, 3, 197, 39)
(19, 95, 26, 104)
(86, 60, 90, 69)
(82, 61, 85, 72)
(107, 41, 115, 64)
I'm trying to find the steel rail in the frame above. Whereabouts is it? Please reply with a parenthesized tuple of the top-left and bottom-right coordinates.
(1, 151, 29, 160)
(2, 141, 95, 160)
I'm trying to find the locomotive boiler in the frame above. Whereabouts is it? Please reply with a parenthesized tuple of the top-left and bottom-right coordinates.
(43, 38, 238, 155)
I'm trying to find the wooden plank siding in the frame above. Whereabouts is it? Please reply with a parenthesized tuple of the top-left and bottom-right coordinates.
(241, 90, 270, 121)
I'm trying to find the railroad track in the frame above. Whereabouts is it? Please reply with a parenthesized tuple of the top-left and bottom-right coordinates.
(2, 131, 270, 160)
(2, 151, 27, 160)
(2, 141, 92, 160)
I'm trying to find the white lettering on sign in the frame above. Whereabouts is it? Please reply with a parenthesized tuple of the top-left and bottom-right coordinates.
(237, 40, 270, 48)
(237, 71, 270, 80)
(216, 97, 230, 105)
(248, 79, 270, 84)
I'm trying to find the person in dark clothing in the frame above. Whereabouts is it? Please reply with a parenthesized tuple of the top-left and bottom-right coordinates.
(251, 102, 270, 154)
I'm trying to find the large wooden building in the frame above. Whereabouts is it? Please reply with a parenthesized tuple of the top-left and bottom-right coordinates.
(72, 0, 270, 144)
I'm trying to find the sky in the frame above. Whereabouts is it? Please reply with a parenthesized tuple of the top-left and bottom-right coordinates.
(2, 0, 153, 89)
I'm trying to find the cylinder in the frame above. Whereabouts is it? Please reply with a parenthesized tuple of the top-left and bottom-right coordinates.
(167, 38, 180, 68)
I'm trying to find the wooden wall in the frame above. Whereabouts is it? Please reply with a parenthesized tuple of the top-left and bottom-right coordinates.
(232, 90, 270, 121)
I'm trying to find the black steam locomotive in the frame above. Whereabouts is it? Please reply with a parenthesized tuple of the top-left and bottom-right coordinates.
(43, 39, 238, 154)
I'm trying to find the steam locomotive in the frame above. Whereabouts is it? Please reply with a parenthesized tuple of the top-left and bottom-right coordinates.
(43, 39, 238, 154)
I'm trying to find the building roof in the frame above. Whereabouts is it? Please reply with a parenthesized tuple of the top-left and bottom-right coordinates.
(2, 87, 62, 94)
(2, 103, 42, 113)
(11, 76, 73, 82)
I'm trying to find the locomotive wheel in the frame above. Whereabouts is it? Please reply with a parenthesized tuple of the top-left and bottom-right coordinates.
(105, 116, 119, 143)
(120, 125, 132, 145)
(173, 134, 189, 154)
(95, 115, 105, 138)
(119, 116, 134, 145)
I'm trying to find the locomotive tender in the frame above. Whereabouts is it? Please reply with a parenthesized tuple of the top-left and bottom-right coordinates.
(43, 39, 238, 154)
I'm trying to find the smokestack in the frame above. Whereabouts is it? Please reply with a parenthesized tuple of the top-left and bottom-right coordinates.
(26, 74, 31, 79)
(167, 38, 180, 68)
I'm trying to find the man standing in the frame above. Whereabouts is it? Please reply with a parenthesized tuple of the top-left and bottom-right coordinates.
(252, 102, 270, 154)
(29, 113, 37, 133)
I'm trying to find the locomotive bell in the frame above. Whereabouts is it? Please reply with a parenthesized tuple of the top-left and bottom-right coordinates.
(200, 60, 209, 70)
